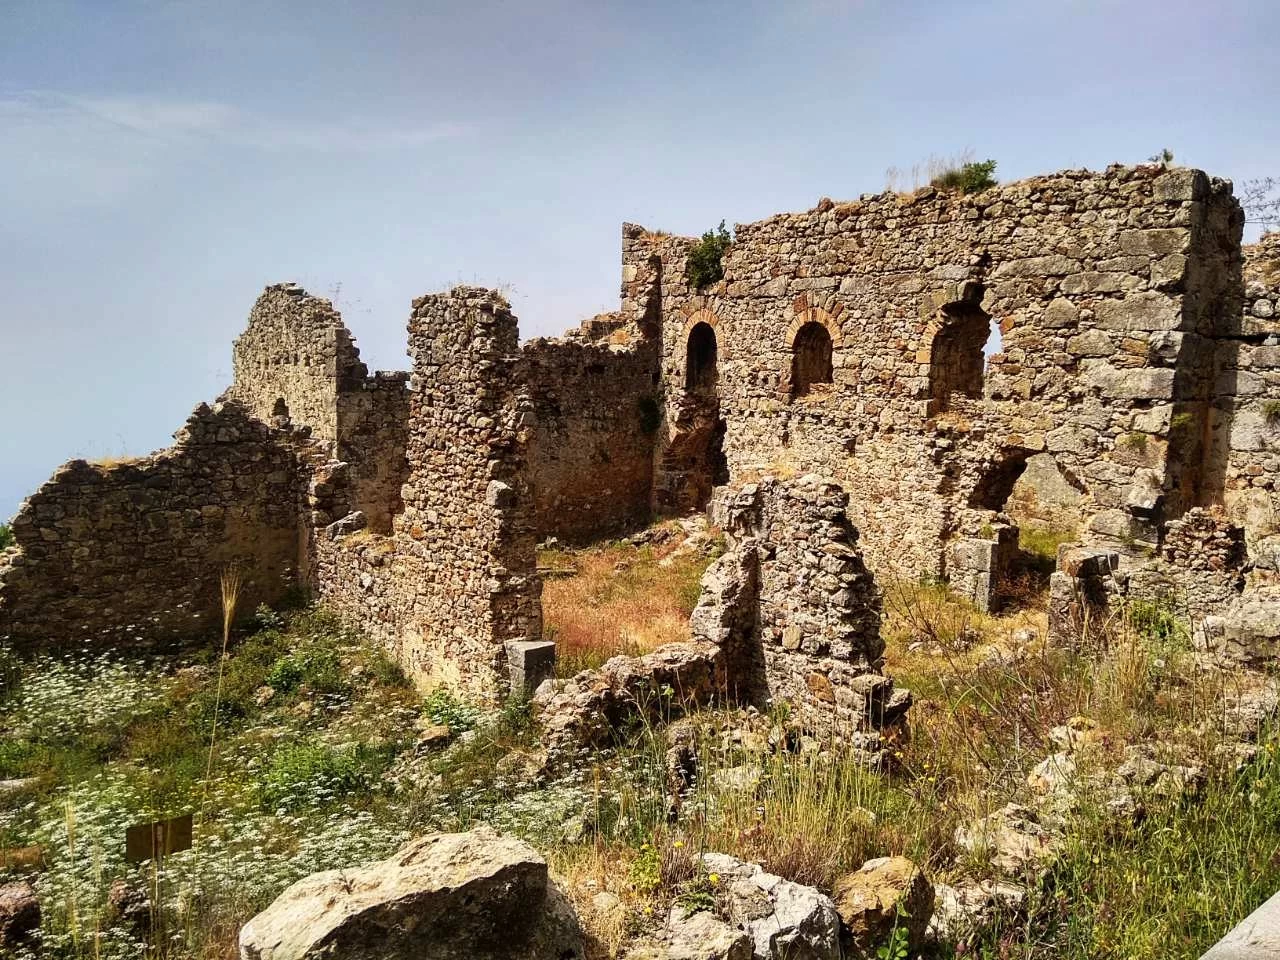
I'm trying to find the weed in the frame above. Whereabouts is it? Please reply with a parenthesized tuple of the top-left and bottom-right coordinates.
(1264, 399, 1280, 424)
(931, 159, 998, 195)
(685, 221, 732, 289)
(254, 741, 390, 812)
(0, 523, 13, 550)
(422, 687, 481, 732)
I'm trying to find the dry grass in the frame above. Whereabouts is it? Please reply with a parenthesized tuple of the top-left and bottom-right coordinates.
(540, 526, 720, 677)
(90, 455, 144, 469)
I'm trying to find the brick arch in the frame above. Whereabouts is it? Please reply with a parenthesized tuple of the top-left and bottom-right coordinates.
(785, 307, 844, 350)
(681, 308, 726, 350)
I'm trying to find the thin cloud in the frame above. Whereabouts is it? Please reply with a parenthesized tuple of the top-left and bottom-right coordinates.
(1, 90, 469, 153)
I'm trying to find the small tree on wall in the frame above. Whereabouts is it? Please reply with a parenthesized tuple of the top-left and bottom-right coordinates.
(685, 221, 732, 289)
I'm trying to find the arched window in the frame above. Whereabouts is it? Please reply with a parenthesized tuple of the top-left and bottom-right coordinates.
(790, 321, 834, 398)
(929, 303, 993, 410)
(685, 322, 718, 392)
(271, 397, 290, 419)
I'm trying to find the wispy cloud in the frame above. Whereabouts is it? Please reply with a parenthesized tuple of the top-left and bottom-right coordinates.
(0, 90, 469, 210)
(2, 90, 468, 152)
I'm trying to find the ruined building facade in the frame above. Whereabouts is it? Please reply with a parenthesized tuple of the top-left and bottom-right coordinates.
(2, 163, 1277, 700)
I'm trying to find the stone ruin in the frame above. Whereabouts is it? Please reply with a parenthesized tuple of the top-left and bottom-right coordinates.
(2, 163, 1279, 720)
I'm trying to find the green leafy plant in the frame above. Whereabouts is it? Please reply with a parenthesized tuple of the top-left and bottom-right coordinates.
(685, 221, 732, 289)
(1148, 147, 1175, 164)
(422, 687, 481, 732)
(0, 524, 13, 550)
(931, 159, 998, 195)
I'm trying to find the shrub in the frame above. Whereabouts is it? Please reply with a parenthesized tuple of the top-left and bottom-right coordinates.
(422, 687, 481, 732)
(684, 221, 732, 289)
(1263, 399, 1280, 424)
(931, 159, 998, 195)
(0, 524, 12, 550)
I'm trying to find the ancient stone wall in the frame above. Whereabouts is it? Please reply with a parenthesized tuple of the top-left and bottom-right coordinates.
(335, 372, 411, 533)
(521, 318, 658, 543)
(702, 475, 900, 737)
(229, 284, 366, 442)
(1215, 234, 1280, 573)
(312, 288, 543, 699)
(632, 166, 1242, 609)
(0, 402, 306, 647)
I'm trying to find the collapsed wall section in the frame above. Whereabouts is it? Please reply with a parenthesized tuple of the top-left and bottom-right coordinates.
(0, 402, 306, 647)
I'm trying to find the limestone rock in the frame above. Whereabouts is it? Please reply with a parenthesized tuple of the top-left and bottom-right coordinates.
(833, 855, 933, 954)
(1195, 588, 1280, 665)
(927, 879, 1026, 943)
(238, 826, 584, 960)
(954, 804, 1060, 879)
(702, 853, 841, 959)
(630, 906, 752, 960)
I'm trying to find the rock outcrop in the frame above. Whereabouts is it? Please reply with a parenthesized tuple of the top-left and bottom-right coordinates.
(238, 826, 584, 960)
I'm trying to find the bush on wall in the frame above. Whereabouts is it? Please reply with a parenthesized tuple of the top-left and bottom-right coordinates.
(685, 221, 732, 289)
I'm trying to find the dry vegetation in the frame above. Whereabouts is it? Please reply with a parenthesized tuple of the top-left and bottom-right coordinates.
(539, 523, 722, 676)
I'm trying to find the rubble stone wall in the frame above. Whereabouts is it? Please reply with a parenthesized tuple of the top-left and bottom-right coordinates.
(335, 373, 411, 533)
(705, 475, 894, 733)
(0, 402, 306, 647)
(521, 322, 658, 543)
(229, 284, 366, 442)
(313, 288, 543, 699)
(1216, 235, 1280, 574)
(632, 167, 1241, 598)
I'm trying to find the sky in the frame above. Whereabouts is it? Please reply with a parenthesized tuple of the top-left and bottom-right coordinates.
(2, 0, 1277, 520)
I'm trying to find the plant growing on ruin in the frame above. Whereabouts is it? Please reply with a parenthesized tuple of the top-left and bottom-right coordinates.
(0, 523, 12, 550)
(684, 221, 732, 289)
(1147, 147, 1175, 164)
(1264, 399, 1280, 424)
(930, 158, 998, 195)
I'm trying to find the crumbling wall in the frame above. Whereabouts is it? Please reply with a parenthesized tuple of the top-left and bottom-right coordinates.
(702, 475, 901, 737)
(1215, 235, 1280, 572)
(229, 284, 366, 442)
(335, 372, 411, 533)
(0, 402, 306, 647)
(230, 284, 411, 535)
(536, 474, 907, 765)
(314, 288, 542, 699)
(522, 320, 658, 543)
(634, 166, 1241, 607)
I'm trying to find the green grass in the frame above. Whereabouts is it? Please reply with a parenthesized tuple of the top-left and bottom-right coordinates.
(931, 158, 998, 195)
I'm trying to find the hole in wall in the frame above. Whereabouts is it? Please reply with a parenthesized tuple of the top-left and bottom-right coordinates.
(790, 321, 834, 398)
(685, 322, 718, 392)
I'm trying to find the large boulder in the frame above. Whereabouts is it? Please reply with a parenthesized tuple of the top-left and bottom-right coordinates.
(702, 853, 841, 960)
(833, 856, 933, 955)
(238, 826, 584, 960)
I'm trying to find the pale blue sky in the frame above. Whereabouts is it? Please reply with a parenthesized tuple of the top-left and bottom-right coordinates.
(2, 0, 1276, 520)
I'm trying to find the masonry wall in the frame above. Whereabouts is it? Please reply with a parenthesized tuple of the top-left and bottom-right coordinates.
(313, 288, 543, 699)
(1215, 234, 1280, 574)
(230, 284, 411, 535)
(0, 402, 305, 647)
(637, 166, 1241, 593)
(229, 284, 366, 442)
(522, 318, 658, 543)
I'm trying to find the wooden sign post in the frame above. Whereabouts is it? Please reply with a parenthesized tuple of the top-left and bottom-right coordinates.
(125, 813, 193, 864)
